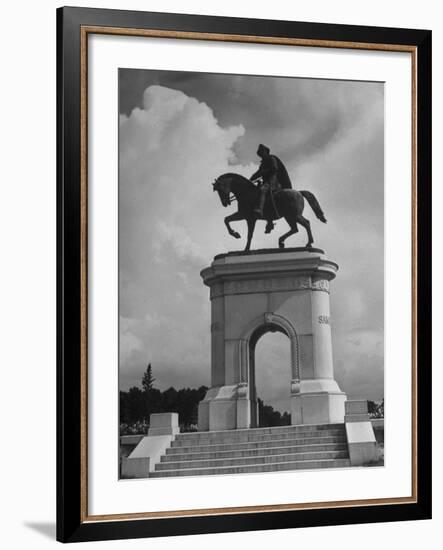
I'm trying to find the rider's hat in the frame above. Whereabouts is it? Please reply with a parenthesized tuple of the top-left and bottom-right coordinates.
(257, 144, 270, 156)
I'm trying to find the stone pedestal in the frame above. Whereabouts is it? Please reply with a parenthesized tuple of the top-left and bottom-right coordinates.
(121, 413, 180, 478)
(291, 379, 346, 425)
(197, 247, 346, 431)
(344, 400, 378, 466)
(148, 412, 180, 436)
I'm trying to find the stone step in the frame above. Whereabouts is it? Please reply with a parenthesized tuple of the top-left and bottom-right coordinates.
(150, 458, 351, 478)
(161, 442, 348, 462)
(176, 423, 345, 440)
(171, 428, 346, 447)
(156, 450, 349, 471)
(166, 435, 347, 454)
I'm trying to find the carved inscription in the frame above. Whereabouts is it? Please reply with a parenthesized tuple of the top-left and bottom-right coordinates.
(318, 315, 330, 325)
(209, 276, 330, 298)
(220, 276, 313, 295)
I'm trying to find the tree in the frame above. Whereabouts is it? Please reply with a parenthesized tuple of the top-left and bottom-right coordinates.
(368, 399, 384, 418)
(258, 398, 290, 427)
(367, 400, 377, 415)
(141, 363, 155, 393)
(120, 387, 146, 424)
(119, 383, 209, 433)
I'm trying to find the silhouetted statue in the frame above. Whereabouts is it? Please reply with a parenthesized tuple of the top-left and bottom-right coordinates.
(213, 145, 327, 251)
(249, 144, 292, 233)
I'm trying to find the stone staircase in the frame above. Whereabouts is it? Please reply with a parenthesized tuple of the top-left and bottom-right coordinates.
(150, 423, 350, 478)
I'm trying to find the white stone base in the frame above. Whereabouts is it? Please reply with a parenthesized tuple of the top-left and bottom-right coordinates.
(121, 413, 180, 478)
(148, 412, 180, 436)
(198, 384, 250, 431)
(344, 400, 378, 466)
(345, 423, 378, 465)
(121, 434, 175, 478)
(291, 379, 346, 425)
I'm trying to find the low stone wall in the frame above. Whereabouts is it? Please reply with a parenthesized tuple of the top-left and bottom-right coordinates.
(345, 400, 378, 466)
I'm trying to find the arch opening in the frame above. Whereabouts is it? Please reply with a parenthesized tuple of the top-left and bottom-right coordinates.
(249, 324, 292, 428)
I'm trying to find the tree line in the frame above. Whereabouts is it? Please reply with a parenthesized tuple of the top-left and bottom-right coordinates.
(120, 364, 208, 433)
(120, 364, 291, 434)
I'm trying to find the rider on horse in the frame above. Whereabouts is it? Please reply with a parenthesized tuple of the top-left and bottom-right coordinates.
(250, 144, 292, 233)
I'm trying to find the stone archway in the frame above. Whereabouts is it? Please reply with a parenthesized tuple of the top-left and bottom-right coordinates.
(247, 322, 290, 427)
(238, 313, 300, 428)
(197, 249, 346, 432)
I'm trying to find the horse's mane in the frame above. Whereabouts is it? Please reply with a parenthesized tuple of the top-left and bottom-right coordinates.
(217, 172, 255, 188)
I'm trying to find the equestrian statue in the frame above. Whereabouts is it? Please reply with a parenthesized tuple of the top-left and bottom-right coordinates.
(212, 144, 327, 251)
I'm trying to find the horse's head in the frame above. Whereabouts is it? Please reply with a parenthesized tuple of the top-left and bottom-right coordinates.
(212, 175, 232, 207)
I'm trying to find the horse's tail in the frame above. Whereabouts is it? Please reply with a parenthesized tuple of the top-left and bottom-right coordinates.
(300, 191, 327, 223)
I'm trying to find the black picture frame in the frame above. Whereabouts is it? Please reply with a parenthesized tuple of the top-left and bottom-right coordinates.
(57, 6, 432, 543)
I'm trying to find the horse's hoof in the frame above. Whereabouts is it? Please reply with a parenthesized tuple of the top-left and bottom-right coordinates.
(279, 242, 285, 249)
(305, 243, 312, 249)
(232, 232, 241, 239)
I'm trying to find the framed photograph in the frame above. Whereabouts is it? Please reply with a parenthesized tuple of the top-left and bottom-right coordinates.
(57, 6, 431, 543)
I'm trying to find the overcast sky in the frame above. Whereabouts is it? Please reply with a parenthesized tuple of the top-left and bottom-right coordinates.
(119, 69, 384, 411)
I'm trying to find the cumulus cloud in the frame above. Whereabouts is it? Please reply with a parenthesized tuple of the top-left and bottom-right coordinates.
(119, 75, 384, 404)
(120, 69, 383, 166)
(119, 85, 257, 390)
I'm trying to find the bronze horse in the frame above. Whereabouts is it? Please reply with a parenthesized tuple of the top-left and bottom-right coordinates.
(213, 173, 327, 251)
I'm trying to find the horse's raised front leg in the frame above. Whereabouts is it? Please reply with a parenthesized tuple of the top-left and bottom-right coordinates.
(245, 219, 257, 251)
(224, 211, 243, 239)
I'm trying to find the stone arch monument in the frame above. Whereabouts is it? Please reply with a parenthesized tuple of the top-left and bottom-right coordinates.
(198, 248, 346, 431)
